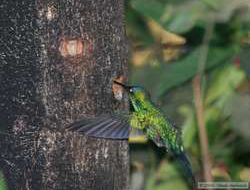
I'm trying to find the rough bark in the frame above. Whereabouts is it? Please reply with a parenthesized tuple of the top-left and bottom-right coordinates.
(0, 0, 129, 190)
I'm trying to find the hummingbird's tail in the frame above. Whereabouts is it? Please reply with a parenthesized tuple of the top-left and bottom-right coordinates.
(172, 150, 196, 188)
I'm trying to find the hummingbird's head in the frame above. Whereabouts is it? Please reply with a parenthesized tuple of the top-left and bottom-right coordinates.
(113, 81, 150, 111)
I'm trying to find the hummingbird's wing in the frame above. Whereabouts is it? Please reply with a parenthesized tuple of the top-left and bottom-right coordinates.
(67, 114, 131, 139)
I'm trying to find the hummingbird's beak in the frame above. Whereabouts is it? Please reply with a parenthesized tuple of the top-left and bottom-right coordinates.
(113, 81, 130, 91)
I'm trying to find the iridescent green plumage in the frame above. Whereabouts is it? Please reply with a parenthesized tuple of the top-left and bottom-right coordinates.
(128, 85, 183, 152)
(67, 81, 196, 186)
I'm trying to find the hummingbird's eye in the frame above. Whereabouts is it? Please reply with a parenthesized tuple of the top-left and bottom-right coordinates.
(129, 88, 134, 93)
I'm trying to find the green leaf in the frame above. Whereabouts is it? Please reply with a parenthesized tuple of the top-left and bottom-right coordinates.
(205, 64, 246, 106)
(145, 161, 188, 190)
(156, 162, 188, 190)
(179, 105, 196, 149)
(130, 46, 236, 101)
(131, 0, 164, 22)
(201, 0, 250, 22)
(131, 0, 207, 33)
(158, 47, 236, 97)
(126, 4, 154, 46)
(154, 179, 188, 190)
(231, 94, 250, 138)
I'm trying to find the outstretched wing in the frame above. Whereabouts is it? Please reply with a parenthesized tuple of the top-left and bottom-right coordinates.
(67, 114, 131, 139)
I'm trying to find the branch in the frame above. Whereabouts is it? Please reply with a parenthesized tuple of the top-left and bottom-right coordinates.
(193, 21, 214, 182)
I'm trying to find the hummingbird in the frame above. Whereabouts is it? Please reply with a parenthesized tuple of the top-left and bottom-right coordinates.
(67, 81, 196, 186)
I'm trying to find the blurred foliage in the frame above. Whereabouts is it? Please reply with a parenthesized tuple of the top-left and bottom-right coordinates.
(126, 0, 250, 189)
(0, 172, 7, 190)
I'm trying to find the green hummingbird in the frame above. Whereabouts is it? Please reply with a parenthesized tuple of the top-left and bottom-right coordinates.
(67, 81, 196, 186)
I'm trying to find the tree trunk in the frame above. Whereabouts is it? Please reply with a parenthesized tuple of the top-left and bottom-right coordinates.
(0, 0, 129, 190)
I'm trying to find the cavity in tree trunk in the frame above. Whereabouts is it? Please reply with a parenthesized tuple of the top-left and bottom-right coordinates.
(0, 0, 129, 189)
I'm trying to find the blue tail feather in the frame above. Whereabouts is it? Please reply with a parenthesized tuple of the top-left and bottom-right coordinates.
(173, 151, 196, 188)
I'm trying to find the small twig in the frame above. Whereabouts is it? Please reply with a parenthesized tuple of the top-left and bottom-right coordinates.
(193, 75, 213, 182)
(193, 21, 214, 182)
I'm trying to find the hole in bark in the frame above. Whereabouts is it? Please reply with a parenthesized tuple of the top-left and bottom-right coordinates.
(47, 6, 55, 20)
(67, 40, 83, 56)
(59, 37, 94, 61)
(59, 39, 83, 58)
